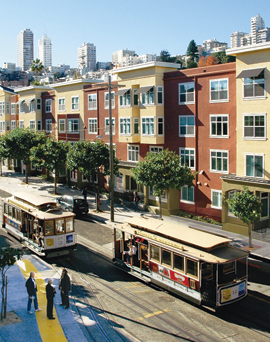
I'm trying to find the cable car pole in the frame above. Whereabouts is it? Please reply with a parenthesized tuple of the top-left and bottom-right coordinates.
(108, 75, 114, 222)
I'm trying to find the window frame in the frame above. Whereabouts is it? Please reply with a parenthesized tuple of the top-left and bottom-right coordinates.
(67, 119, 79, 133)
(105, 117, 115, 135)
(36, 98, 41, 111)
(105, 92, 115, 109)
(245, 153, 264, 178)
(128, 145, 139, 162)
(150, 146, 163, 153)
(243, 113, 266, 140)
(141, 117, 155, 136)
(37, 120, 42, 131)
(58, 98, 66, 111)
(46, 119, 52, 133)
(181, 185, 194, 204)
(211, 189, 222, 209)
(71, 96, 79, 111)
(133, 89, 139, 106)
(88, 118, 97, 134)
(178, 82, 195, 105)
(45, 99, 52, 113)
(11, 103, 16, 115)
(29, 100, 35, 113)
(260, 192, 269, 219)
(141, 87, 154, 106)
(119, 89, 131, 108)
(59, 119, 66, 133)
(133, 117, 139, 135)
(6, 101, 10, 114)
(179, 148, 195, 170)
(11, 120, 16, 130)
(88, 93, 97, 110)
(243, 70, 265, 99)
(29, 120, 35, 130)
(157, 117, 164, 135)
(210, 149, 229, 174)
(19, 120, 24, 128)
(119, 117, 131, 135)
(0, 101, 5, 115)
(209, 78, 229, 103)
(157, 86, 163, 105)
(210, 114, 229, 138)
(179, 115, 195, 137)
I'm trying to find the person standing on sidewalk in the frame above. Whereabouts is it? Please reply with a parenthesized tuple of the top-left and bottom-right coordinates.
(133, 192, 140, 212)
(46, 279, 56, 320)
(59, 269, 71, 309)
(25, 271, 42, 314)
(82, 187, 88, 201)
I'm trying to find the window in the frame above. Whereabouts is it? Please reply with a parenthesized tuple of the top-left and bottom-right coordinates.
(11, 104, 16, 114)
(11, 120, 16, 130)
(261, 192, 269, 219)
(45, 221, 54, 236)
(88, 94, 97, 110)
(71, 96, 79, 110)
(46, 119, 52, 132)
(37, 120, 42, 131)
(59, 98, 65, 111)
(157, 117, 164, 135)
(88, 118, 97, 134)
(66, 218, 74, 232)
(150, 245, 160, 262)
(59, 119, 65, 133)
(142, 117, 154, 135)
(179, 82, 195, 104)
(105, 118, 115, 134)
(210, 115, 228, 137)
(150, 146, 163, 153)
(19, 120, 24, 128)
(105, 92, 115, 109)
(5, 121, 10, 131)
(0, 102, 5, 115)
(210, 150, 228, 173)
(29, 120, 35, 130)
(133, 90, 139, 106)
(157, 86, 163, 105)
(187, 259, 198, 278)
(162, 249, 171, 266)
(29, 100, 35, 112)
(119, 90, 131, 107)
(210, 79, 228, 102)
(128, 145, 139, 162)
(181, 185, 194, 203)
(70, 169, 77, 181)
(211, 190, 222, 209)
(134, 118, 139, 134)
(243, 70, 265, 98)
(36, 98, 41, 110)
(45, 99, 52, 113)
(120, 118, 131, 135)
(246, 154, 263, 178)
(19, 101, 25, 114)
(243, 114, 265, 138)
(114, 173, 124, 192)
(142, 87, 154, 105)
(179, 148, 195, 170)
(0, 122, 3, 132)
(56, 219, 65, 234)
(68, 119, 79, 133)
(174, 254, 184, 272)
(6, 102, 10, 114)
(179, 116, 195, 137)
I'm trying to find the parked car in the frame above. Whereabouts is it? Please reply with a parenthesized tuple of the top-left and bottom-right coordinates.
(57, 195, 89, 216)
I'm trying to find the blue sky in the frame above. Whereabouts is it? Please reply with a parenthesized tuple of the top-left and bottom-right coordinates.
(1, 0, 270, 68)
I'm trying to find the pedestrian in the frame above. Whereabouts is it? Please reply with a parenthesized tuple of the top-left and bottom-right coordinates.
(133, 192, 140, 212)
(25, 271, 42, 314)
(123, 241, 137, 264)
(82, 187, 88, 201)
(59, 269, 71, 309)
(46, 278, 56, 320)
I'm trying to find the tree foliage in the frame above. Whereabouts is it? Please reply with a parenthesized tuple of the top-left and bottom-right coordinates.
(187, 60, 198, 69)
(66, 140, 119, 211)
(31, 59, 44, 82)
(159, 50, 182, 64)
(31, 138, 69, 194)
(186, 40, 199, 62)
(0, 137, 8, 176)
(227, 187, 262, 247)
(3, 128, 47, 184)
(213, 51, 236, 64)
(132, 149, 195, 219)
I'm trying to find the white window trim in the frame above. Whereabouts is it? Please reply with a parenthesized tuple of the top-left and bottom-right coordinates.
(150, 146, 163, 153)
(245, 153, 264, 178)
(179, 147, 195, 170)
(36, 98, 41, 111)
(210, 149, 229, 174)
(127, 144, 139, 162)
(260, 192, 269, 219)
(6, 101, 10, 114)
(19, 120, 24, 128)
(243, 113, 266, 140)
(157, 117, 164, 136)
(46, 119, 52, 133)
(71, 96, 79, 111)
(58, 97, 66, 112)
(88, 93, 97, 110)
(157, 86, 163, 105)
(45, 99, 52, 113)
(141, 87, 155, 107)
(37, 120, 42, 131)
(119, 117, 131, 136)
(59, 119, 66, 133)
(209, 114, 229, 138)
(178, 82, 195, 105)
(242, 69, 266, 100)
(211, 189, 222, 209)
(29, 120, 35, 130)
(119, 89, 131, 108)
(105, 92, 115, 109)
(88, 118, 97, 134)
(209, 78, 229, 103)
(11, 103, 16, 115)
(141, 116, 155, 136)
(133, 89, 139, 107)
(67, 119, 79, 133)
(11, 120, 16, 130)
(180, 185, 195, 205)
(179, 115, 195, 137)
(133, 117, 139, 135)
(105, 117, 115, 135)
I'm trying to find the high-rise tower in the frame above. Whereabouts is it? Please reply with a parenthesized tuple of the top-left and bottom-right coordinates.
(38, 34, 52, 68)
(17, 29, 34, 71)
(78, 43, 96, 71)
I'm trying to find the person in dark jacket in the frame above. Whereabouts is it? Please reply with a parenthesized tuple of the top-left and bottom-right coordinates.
(82, 187, 88, 201)
(46, 278, 56, 319)
(25, 271, 41, 314)
(59, 269, 71, 309)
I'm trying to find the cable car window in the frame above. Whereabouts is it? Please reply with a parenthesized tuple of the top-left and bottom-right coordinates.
(223, 261, 235, 274)
(45, 220, 54, 236)
(174, 254, 184, 272)
(4, 203, 8, 214)
(17, 210, 22, 222)
(162, 249, 172, 266)
(66, 218, 73, 232)
(8, 205, 12, 216)
(150, 245, 160, 262)
(12, 208, 16, 219)
(56, 219, 65, 234)
(187, 258, 198, 278)
(202, 263, 213, 278)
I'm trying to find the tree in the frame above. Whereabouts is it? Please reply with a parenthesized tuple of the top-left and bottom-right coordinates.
(66, 140, 119, 211)
(132, 149, 195, 219)
(198, 56, 208, 67)
(0, 247, 22, 319)
(0, 137, 8, 176)
(214, 51, 236, 64)
(30, 138, 69, 194)
(3, 128, 47, 184)
(187, 60, 198, 69)
(159, 50, 171, 62)
(206, 56, 220, 66)
(31, 59, 44, 83)
(227, 187, 262, 248)
(186, 40, 199, 62)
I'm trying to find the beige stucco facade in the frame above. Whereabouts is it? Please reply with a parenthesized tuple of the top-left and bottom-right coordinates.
(0, 86, 16, 133)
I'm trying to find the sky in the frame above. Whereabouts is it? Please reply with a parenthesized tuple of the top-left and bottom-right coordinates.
(1, 0, 270, 68)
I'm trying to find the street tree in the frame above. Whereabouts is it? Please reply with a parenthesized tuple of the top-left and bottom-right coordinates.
(66, 140, 119, 211)
(159, 50, 171, 62)
(132, 149, 195, 219)
(186, 40, 199, 62)
(31, 138, 69, 194)
(0, 247, 22, 320)
(3, 128, 47, 184)
(0, 136, 8, 176)
(31, 59, 44, 83)
(187, 60, 198, 69)
(227, 186, 262, 248)
(214, 51, 236, 64)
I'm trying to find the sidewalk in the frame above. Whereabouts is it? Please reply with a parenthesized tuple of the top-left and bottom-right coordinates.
(0, 167, 270, 264)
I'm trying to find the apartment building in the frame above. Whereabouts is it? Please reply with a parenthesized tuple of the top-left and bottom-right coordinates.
(78, 43, 96, 71)
(222, 42, 270, 235)
(38, 35, 52, 68)
(0, 85, 16, 134)
(17, 29, 34, 71)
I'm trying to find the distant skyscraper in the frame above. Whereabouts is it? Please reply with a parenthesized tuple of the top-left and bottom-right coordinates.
(112, 49, 135, 66)
(78, 43, 96, 71)
(38, 34, 52, 68)
(17, 29, 34, 71)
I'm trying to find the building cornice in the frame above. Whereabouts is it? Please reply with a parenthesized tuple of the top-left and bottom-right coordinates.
(14, 85, 52, 93)
(226, 41, 270, 55)
(50, 79, 103, 88)
(221, 174, 270, 186)
(110, 61, 181, 74)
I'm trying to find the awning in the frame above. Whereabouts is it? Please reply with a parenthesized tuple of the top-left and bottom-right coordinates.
(236, 67, 265, 79)
(134, 86, 154, 94)
(115, 88, 130, 96)
(26, 97, 35, 103)
(18, 99, 25, 104)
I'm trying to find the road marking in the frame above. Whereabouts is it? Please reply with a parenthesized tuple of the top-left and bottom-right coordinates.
(248, 293, 270, 304)
(144, 310, 164, 319)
